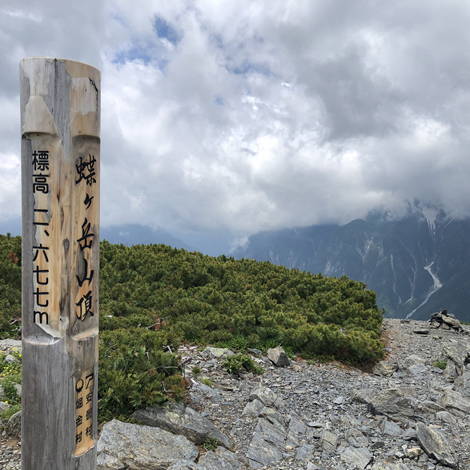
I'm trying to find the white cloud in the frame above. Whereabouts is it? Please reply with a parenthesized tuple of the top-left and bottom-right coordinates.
(2, 0, 470, 235)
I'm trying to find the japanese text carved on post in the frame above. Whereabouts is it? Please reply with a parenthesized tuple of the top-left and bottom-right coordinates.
(20, 57, 100, 469)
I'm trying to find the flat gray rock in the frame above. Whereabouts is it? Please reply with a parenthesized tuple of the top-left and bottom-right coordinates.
(254, 417, 286, 450)
(295, 443, 315, 462)
(370, 461, 411, 470)
(201, 347, 234, 359)
(198, 450, 239, 470)
(403, 354, 425, 368)
(0, 339, 22, 352)
(416, 422, 458, 468)
(368, 388, 416, 423)
(241, 399, 264, 418)
(246, 431, 283, 468)
(321, 430, 338, 452)
(439, 388, 470, 415)
(132, 403, 232, 449)
(249, 386, 285, 410)
(440, 342, 470, 374)
(167, 461, 206, 470)
(350, 388, 375, 404)
(259, 406, 287, 426)
(379, 418, 403, 437)
(407, 363, 427, 375)
(340, 446, 373, 469)
(7, 411, 21, 439)
(97, 419, 198, 470)
(373, 361, 398, 377)
(345, 428, 369, 447)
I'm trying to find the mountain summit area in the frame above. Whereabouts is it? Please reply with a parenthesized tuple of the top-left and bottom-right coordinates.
(234, 206, 470, 322)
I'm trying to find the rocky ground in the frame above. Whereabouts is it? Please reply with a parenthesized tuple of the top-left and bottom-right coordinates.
(1, 317, 470, 469)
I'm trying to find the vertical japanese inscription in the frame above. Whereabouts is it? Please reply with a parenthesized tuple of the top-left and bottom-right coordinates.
(72, 151, 99, 339)
(32, 150, 51, 327)
(74, 368, 95, 455)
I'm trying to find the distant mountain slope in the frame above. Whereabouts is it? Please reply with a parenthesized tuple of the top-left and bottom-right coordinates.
(100, 224, 196, 251)
(234, 206, 470, 322)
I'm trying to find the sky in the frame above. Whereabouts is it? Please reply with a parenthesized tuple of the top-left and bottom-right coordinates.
(1, 0, 470, 253)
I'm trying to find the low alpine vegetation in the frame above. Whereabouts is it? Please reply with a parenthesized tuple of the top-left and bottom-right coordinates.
(0, 234, 385, 421)
(223, 354, 264, 375)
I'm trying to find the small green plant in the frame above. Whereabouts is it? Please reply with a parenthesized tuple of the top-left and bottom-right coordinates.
(200, 377, 212, 387)
(192, 366, 202, 377)
(223, 354, 264, 375)
(433, 360, 448, 370)
(0, 403, 21, 422)
(203, 437, 218, 451)
(307, 354, 336, 365)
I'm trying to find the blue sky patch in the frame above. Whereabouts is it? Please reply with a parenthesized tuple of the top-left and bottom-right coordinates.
(154, 16, 181, 45)
(114, 47, 152, 65)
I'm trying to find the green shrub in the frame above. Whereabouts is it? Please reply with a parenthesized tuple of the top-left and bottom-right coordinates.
(203, 437, 218, 451)
(433, 360, 448, 370)
(0, 236, 386, 423)
(98, 328, 182, 421)
(223, 354, 265, 375)
(200, 378, 212, 387)
(0, 403, 21, 422)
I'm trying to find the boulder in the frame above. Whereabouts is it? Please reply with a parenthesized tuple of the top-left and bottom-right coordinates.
(246, 431, 283, 468)
(254, 417, 286, 450)
(3, 354, 19, 364)
(241, 399, 264, 418)
(321, 430, 338, 452)
(403, 354, 425, 368)
(440, 342, 470, 375)
(350, 388, 375, 404)
(167, 462, 205, 470)
(439, 388, 470, 415)
(201, 347, 234, 359)
(260, 406, 287, 427)
(198, 449, 241, 470)
(97, 419, 198, 470)
(371, 461, 412, 470)
(267, 346, 290, 367)
(345, 428, 369, 447)
(416, 422, 459, 468)
(378, 418, 403, 437)
(367, 388, 416, 423)
(340, 446, 373, 469)
(249, 386, 285, 410)
(295, 443, 315, 462)
(7, 410, 21, 438)
(373, 361, 398, 377)
(132, 403, 232, 449)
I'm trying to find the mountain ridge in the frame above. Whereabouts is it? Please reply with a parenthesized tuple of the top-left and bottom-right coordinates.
(234, 206, 470, 322)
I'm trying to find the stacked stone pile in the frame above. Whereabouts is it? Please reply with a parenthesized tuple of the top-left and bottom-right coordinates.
(428, 311, 465, 333)
(1, 318, 470, 469)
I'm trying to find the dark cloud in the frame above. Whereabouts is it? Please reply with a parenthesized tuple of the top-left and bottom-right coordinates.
(2, 0, 470, 238)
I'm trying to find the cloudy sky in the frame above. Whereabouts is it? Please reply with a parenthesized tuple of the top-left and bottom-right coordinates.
(1, 0, 470, 252)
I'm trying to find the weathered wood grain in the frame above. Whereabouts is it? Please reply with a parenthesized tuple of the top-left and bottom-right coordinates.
(20, 57, 100, 470)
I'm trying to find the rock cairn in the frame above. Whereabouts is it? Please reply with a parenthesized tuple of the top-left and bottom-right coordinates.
(2, 318, 470, 469)
(428, 311, 465, 333)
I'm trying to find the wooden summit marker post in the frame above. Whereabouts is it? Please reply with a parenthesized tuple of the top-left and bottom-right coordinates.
(20, 58, 100, 469)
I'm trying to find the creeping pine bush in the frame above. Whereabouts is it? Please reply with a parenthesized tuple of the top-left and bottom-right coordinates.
(98, 328, 182, 422)
(0, 349, 22, 421)
(223, 354, 265, 375)
(0, 237, 386, 423)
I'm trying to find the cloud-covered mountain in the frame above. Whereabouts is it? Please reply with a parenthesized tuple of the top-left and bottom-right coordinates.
(100, 224, 195, 251)
(234, 205, 470, 322)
